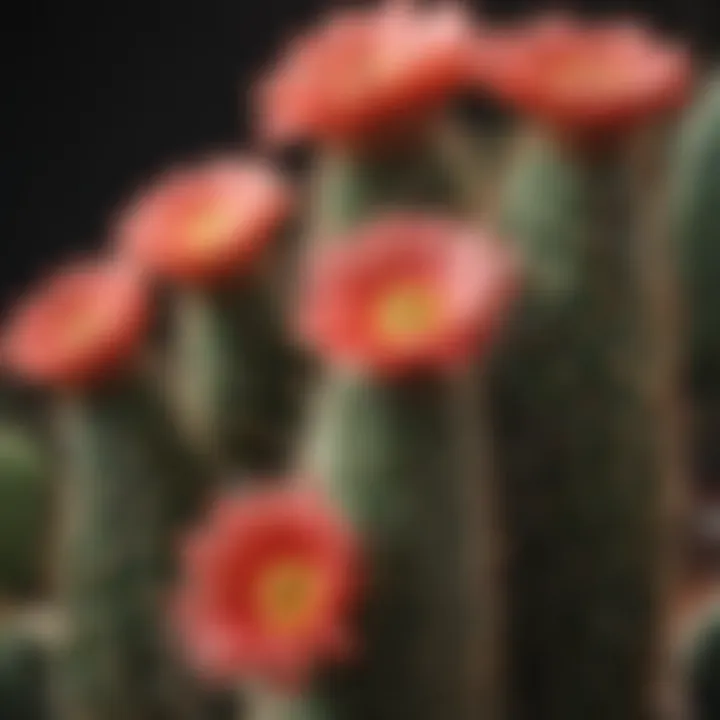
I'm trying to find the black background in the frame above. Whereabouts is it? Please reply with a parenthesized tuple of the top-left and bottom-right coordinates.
(1, 0, 715, 307)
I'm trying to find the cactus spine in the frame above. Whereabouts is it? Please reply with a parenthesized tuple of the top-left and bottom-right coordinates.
(55, 376, 204, 720)
(493, 133, 678, 720)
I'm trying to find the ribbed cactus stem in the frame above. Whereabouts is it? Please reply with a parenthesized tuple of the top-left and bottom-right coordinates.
(0, 425, 49, 599)
(254, 370, 500, 720)
(672, 71, 720, 484)
(494, 133, 680, 720)
(55, 376, 204, 720)
(310, 139, 460, 237)
(175, 277, 298, 475)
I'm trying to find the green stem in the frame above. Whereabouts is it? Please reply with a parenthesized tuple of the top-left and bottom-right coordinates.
(175, 278, 300, 475)
(54, 377, 204, 720)
(257, 371, 499, 720)
(310, 137, 461, 238)
(494, 134, 679, 720)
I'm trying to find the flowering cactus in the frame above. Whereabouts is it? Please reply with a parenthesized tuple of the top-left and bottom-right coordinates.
(264, 215, 518, 720)
(0, 4, 708, 719)
(175, 487, 362, 691)
(117, 157, 300, 474)
(487, 16, 691, 719)
(258, 2, 478, 233)
(2, 261, 205, 720)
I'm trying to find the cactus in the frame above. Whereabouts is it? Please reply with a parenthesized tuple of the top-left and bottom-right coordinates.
(254, 372, 496, 720)
(0, 425, 49, 598)
(0, 622, 51, 720)
(672, 71, 720, 482)
(55, 376, 206, 720)
(492, 134, 675, 720)
(311, 141, 461, 236)
(174, 277, 300, 475)
(683, 600, 720, 719)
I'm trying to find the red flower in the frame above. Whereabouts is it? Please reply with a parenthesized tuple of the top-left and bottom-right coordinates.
(3, 261, 148, 389)
(257, 2, 476, 150)
(298, 214, 519, 376)
(117, 158, 292, 286)
(479, 16, 691, 139)
(175, 487, 363, 689)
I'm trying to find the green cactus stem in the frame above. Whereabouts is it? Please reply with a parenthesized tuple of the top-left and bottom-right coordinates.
(309, 134, 463, 237)
(672, 71, 720, 484)
(683, 599, 720, 719)
(54, 375, 208, 720)
(492, 132, 681, 720)
(250, 370, 501, 720)
(174, 276, 301, 476)
(0, 425, 49, 599)
(0, 621, 52, 720)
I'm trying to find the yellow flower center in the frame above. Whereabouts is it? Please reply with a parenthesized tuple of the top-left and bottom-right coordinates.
(550, 59, 624, 97)
(374, 283, 441, 345)
(255, 559, 324, 635)
(62, 313, 105, 355)
(184, 208, 239, 254)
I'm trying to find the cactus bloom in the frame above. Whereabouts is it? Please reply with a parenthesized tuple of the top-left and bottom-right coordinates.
(175, 487, 363, 689)
(479, 16, 691, 139)
(299, 215, 518, 375)
(2, 262, 148, 389)
(257, 2, 476, 149)
(117, 159, 292, 286)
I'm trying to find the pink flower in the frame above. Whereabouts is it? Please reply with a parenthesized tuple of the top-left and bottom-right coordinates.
(479, 15, 691, 140)
(175, 487, 363, 690)
(117, 158, 292, 286)
(298, 214, 519, 376)
(3, 261, 148, 389)
(257, 2, 477, 150)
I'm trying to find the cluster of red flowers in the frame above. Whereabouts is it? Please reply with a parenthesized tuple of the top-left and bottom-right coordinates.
(259, 4, 691, 149)
(0, 0, 694, 696)
(1, 3, 691, 391)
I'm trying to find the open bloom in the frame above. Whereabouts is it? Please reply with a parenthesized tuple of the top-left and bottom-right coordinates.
(479, 15, 691, 139)
(117, 158, 292, 286)
(299, 214, 519, 376)
(175, 487, 363, 689)
(257, 2, 477, 149)
(3, 261, 148, 389)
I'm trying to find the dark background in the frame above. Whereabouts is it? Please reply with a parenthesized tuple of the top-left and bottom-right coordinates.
(1, 0, 715, 307)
